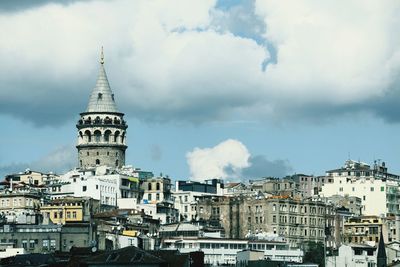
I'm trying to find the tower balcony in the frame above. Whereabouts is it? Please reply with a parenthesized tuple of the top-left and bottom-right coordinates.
(76, 142, 127, 149)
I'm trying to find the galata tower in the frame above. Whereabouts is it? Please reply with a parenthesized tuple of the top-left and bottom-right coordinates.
(76, 49, 128, 168)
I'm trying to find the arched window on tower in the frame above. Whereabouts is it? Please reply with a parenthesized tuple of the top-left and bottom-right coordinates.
(96, 159, 100, 165)
(114, 131, 120, 143)
(104, 116, 112, 124)
(84, 130, 92, 142)
(121, 132, 125, 144)
(79, 131, 83, 142)
(80, 160, 83, 167)
(94, 116, 101, 124)
(115, 160, 119, 167)
(94, 130, 101, 143)
(104, 130, 111, 142)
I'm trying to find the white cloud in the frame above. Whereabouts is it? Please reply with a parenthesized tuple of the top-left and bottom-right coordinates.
(186, 139, 250, 181)
(1, 0, 400, 124)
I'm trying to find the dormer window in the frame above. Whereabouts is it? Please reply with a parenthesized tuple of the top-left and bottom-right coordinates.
(98, 93, 103, 100)
(111, 94, 114, 101)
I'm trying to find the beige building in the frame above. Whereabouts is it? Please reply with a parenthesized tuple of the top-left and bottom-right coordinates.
(0, 189, 41, 224)
(344, 215, 400, 245)
(5, 169, 57, 186)
(197, 195, 335, 248)
(141, 177, 172, 204)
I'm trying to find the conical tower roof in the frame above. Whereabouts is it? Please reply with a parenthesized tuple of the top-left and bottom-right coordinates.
(86, 48, 119, 113)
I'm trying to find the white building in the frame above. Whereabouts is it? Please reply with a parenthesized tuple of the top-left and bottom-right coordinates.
(160, 237, 303, 265)
(54, 167, 140, 208)
(321, 160, 400, 216)
(326, 244, 377, 267)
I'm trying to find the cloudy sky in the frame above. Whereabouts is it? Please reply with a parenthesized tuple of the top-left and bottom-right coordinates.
(1, 0, 400, 181)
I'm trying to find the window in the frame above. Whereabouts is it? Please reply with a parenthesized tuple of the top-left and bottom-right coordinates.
(22, 240, 28, 249)
(273, 215, 276, 223)
(148, 183, 152, 191)
(148, 193, 152, 201)
(72, 211, 77, 218)
(50, 240, 56, 249)
(67, 212, 71, 219)
(156, 183, 161, 190)
(156, 193, 160, 201)
(29, 240, 35, 249)
(184, 205, 188, 212)
(54, 212, 58, 218)
(381, 186, 385, 192)
(370, 187, 374, 192)
(83, 186, 87, 192)
(96, 159, 100, 165)
(42, 240, 49, 250)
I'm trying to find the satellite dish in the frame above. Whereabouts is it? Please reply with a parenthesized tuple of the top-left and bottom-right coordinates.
(91, 246, 97, 253)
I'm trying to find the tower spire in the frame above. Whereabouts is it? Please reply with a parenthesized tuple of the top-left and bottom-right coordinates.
(100, 46, 104, 65)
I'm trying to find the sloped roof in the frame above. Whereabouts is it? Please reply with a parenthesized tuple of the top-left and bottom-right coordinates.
(84, 246, 165, 265)
(86, 51, 119, 113)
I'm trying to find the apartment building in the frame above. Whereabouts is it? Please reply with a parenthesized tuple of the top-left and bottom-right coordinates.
(197, 195, 335, 248)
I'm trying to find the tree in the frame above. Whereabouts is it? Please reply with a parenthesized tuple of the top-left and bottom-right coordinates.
(303, 241, 325, 267)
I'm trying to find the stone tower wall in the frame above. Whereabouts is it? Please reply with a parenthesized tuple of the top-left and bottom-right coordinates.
(78, 146, 125, 168)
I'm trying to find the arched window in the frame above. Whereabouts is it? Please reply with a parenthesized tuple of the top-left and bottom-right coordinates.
(114, 131, 120, 143)
(79, 131, 83, 141)
(148, 183, 152, 191)
(80, 160, 82, 167)
(104, 116, 112, 124)
(94, 116, 101, 124)
(115, 160, 119, 167)
(156, 182, 160, 191)
(94, 130, 101, 142)
(84, 130, 91, 142)
(104, 130, 111, 142)
(121, 132, 125, 144)
(96, 159, 100, 165)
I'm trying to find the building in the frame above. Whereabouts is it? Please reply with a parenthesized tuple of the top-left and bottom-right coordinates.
(196, 195, 335, 248)
(291, 174, 326, 198)
(343, 215, 400, 245)
(326, 244, 378, 267)
(4, 169, 57, 187)
(0, 188, 42, 224)
(160, 237, 303, 265)
(141, 176, 172, 205)
(40, 197, 99, 224)
(248, 178, 300, 198)
(0, 223, 95, 253)
(54, 167, 140, 208)
(173, 179, 223, 222)
(76, 49, 128, 169)
(321, 160, 400, 216)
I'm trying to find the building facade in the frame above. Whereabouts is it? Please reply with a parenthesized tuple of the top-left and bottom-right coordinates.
(197, 195, 335, 248)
